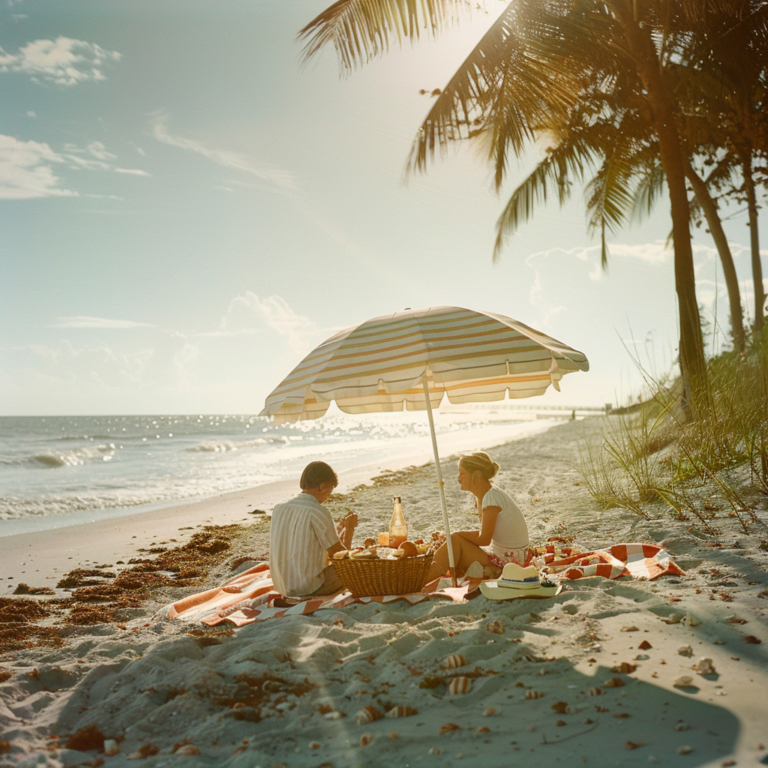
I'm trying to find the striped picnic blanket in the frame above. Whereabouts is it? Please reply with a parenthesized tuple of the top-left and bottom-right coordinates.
(540, 543, 684, 581)
(159, 563, 476, 626)
(159, 542, 682, 627)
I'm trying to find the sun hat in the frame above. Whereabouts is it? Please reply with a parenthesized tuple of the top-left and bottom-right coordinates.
(480, 563, 562, 600)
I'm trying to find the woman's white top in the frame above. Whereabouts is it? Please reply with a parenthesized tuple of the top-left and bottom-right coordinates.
(481, 486, 529, 558)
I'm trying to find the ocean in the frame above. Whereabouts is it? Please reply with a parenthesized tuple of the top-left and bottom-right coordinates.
(0, 409, 560, 530)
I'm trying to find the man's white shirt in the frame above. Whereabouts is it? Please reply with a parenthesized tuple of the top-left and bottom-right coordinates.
(269, 493, 340, 596)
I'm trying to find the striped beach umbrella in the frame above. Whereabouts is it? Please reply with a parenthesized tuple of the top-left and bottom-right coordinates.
(260, 306, 588, 584)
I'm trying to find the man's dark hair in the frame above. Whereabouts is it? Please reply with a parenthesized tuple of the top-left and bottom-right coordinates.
(300, 461, 338, 490)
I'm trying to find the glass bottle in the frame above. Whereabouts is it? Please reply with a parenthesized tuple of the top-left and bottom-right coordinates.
(389, 496, 408, 548)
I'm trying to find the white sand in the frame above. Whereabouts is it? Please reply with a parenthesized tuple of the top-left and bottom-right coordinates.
(1, 417, 767, 767)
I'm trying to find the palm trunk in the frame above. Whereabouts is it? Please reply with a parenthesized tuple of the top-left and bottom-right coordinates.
(685, 161, 745, 352)
(613, 2, 707, 418)
(742, 151, 765, 334)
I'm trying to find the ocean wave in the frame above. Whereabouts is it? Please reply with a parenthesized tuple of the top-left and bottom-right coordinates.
(0, 492, 157, 519)
(186, 436, 289, 453)
(12, 444, 118, 468)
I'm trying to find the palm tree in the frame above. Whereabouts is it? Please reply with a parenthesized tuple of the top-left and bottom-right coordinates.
(300, 0, 718, 413)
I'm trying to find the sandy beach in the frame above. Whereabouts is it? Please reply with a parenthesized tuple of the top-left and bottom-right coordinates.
(1, 416, 767, 767)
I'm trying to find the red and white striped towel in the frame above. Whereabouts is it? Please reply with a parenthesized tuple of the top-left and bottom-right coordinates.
(159, 565, 476, 626)
(539, 543, 684, 581)
(160, 542, 682, 627)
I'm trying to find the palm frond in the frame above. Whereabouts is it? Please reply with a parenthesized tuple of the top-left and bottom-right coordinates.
(299, 0, 468, 73)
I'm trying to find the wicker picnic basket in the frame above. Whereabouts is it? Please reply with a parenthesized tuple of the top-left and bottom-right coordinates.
(332, 554, 432, 597)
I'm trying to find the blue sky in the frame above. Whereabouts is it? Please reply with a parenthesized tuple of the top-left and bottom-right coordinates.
(1, 0, 765, 415)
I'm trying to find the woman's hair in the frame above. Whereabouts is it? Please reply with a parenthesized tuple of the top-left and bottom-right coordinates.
(300, 461, 339, 490)
(459, 451, 499, 481)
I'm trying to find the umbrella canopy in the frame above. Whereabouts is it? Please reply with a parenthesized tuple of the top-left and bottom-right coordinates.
(260, 306, 589, 423)
(260, 306, 588, 587)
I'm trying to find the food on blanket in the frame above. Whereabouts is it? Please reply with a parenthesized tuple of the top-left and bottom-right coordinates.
(440, 654, 466, 670)
(385, 705, 418, 718)
(483, 706, 496, 716)
(414, 538, 424, 544)
(431, 530, 444, 540)
(416, 543, 430, 555)
(356, 706, 383, 725)
(378, 532, 390, 546)
(440, 723, 461, 734)
(333, 550, 350, 560)
(349, 550, 375, 560)
(391, 548, 406, 559)
(487, 620, 504, 634)
(448, 676, 473, 695)
(603, 677, 625, 688)
(524, 690, 544, 699)
(694, 657, 716, 674)
(678, 645, 693, 656)
(588, 687, 602, 696)
(364, 537, 377, 548)
(673, 676, 694, 688)
(397, 541, 418, 558)
(359, 734, 373, 746)
(638, 640, 652, 650)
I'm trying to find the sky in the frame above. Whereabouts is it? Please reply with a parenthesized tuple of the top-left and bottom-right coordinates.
(1, 0, 766, 416)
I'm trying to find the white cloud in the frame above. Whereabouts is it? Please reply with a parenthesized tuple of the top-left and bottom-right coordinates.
(148, 112, 296, 190)
(0, 36, 121, 86)
(214, 292, 334, 354)
(0, 134, 149, 199)
(50, 316, 153, 329)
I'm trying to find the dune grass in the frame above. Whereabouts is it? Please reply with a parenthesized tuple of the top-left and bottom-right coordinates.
(578, 327, 768, 535)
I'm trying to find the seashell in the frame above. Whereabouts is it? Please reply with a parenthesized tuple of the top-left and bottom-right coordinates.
(677, 745, 692, 755)
(429, 747, 442, 755)
(309, 742, 321, 750)
(565, 705, 581, 714)
(611, 662, 637, 674)
(677, 645, 693, 657)
(634, 654, 650, 661)
(388, 732, 399, 740)
(694, 658, 716, 675)
(743, 635, 762, 644)
(588, 687, 602, 697)
(448, 677, 473, 695)
(174, 745, 200, 756)
(483, 706, 496, 716)
(356, 706, 383, 725)
(603, 678, 625, 688)
(440, 723, 461, 734)
(441, 654, 467, 670)
(638, 640, 652, 650)
(487, 620, 504, 635)
(673, 676, 694, 688)
(555, 720, 566, 727)
(104, 740, 120, 756)
(476, 726, 491, 733)
(551, 701, 568, 714)
(525, 690, 544, 700)
(674, 723, 690, 731)
(324, 710, 345, 720)
(385, 705, 418, 718)
(359, 734, 373, 747)
(684, 614, 700, 627)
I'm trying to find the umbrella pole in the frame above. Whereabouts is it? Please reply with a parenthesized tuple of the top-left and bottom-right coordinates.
(422, 379, 457, 588)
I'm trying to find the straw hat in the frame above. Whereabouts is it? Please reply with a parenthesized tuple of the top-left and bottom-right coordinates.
(480, 563, 562, 600)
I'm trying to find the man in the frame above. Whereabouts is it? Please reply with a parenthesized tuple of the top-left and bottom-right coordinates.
(269, 461, 358, 597)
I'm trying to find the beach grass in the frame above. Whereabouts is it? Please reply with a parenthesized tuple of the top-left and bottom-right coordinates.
(578, 328, 768, 534)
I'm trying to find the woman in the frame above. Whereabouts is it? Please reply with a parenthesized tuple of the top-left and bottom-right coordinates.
(426, 451, 531, 582)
